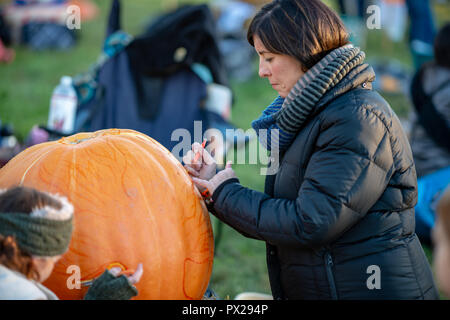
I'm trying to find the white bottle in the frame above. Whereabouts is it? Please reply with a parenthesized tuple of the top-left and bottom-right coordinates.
(205, 83, 232, 121)
(48, 76, 77, 134)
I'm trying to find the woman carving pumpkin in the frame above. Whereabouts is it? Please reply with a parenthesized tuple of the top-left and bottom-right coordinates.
(184, 0, 439, 300)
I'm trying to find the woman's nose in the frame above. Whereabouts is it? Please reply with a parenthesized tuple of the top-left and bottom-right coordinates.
(258, 61, 270, 78)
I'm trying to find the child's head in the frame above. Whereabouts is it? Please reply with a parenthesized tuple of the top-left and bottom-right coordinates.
(433, 185, 450, 298)
(434, 22, 450, 69)
(0, 186, 73, 282)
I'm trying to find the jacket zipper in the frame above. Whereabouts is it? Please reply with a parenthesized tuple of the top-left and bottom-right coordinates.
(324, 252, 338, 300)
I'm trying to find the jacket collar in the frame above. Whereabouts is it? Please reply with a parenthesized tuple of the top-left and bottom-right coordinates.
(275, 45, 367, 135)
(316, 63, 376, 110)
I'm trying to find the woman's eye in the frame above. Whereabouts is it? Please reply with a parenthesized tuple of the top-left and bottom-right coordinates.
(265, 57, 273, 62)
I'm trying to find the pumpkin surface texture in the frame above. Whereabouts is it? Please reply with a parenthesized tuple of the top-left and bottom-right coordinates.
(0, 129, 214, 299)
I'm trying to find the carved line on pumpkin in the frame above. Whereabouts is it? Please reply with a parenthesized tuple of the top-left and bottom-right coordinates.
(129, 135, 180, 169)
(119, 131, 173, 155)
(19, 146, 57, 185)
(80, 261, 131, 287)
(119, 130, 185, 164)
(119, 131, 153, 142)
(112, 130, 194, 185)
(183, 257, 212, 300)
(111, 136, 175, 198)
(59, 129, 139, 146)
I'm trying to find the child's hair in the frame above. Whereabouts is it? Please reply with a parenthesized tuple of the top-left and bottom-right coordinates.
(434, 22, 450, 69)
(436, 186, 450, 242)
(0, 186, 63, 280)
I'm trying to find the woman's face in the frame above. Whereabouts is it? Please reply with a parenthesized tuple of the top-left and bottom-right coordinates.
(253, 35, 305, 98)
(432, 220, 450, 298)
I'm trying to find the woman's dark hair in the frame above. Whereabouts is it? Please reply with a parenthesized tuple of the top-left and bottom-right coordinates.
(434, 22, 450, 69)
(0, 186, 62, 280)
(247, 0, 349, 72)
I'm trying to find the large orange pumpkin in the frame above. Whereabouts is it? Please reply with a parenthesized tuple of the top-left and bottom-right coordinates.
(0, 129, 214, 299)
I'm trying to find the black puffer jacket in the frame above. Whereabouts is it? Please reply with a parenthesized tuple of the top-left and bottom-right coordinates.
(209, 64, 439, 299)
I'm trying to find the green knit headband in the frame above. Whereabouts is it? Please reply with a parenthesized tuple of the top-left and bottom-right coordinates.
(0, 213, 73, 257)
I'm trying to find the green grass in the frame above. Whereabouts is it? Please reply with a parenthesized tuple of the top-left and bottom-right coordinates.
(1, 0, 449, 299)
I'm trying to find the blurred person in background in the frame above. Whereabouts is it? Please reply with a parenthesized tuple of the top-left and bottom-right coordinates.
(410, 22, 450, 247)
(184, 0, 439, 300)
(410, 22, 450, 178)
(405, 0, 437, 70)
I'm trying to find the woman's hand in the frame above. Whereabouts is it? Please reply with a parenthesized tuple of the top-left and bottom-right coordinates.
(183, 142, 217, 181)
(191, 161, 237, 199)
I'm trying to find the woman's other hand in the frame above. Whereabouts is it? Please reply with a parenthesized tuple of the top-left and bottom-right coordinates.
(191, 161, 237, 199)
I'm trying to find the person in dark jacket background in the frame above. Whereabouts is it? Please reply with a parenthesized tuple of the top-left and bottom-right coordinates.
(408, 22, 450, 246)
(409, 22, 450, 179)
(183, 0, 439, 300)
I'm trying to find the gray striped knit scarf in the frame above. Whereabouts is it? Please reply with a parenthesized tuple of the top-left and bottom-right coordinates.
(252, 44, 366, 151)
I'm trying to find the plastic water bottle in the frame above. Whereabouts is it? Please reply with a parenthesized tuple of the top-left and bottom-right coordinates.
(47, 76, 77, 134)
